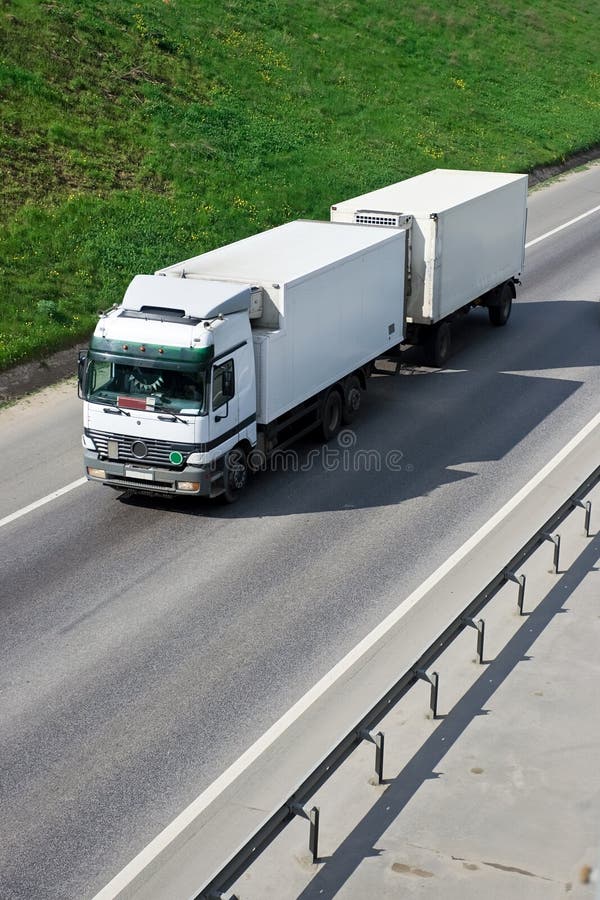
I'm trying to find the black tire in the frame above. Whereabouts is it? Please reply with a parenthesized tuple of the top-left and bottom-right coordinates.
(488, 282, 513, 327)
(425, 321, 451, 367)
(342, 375, 362, 425)
(222, 445, 248, 503)
(321, 389, 343, 441)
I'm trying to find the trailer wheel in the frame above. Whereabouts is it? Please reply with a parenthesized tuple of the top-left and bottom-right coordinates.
(425, 321, 451, 367)
(321, 389, 343, 441)
(488, 282, 513, 327)
(222, 445, 248, 503)
(343, 376, 362, 425)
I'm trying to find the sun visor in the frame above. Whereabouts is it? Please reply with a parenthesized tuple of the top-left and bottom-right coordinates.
(122, 274, 252, 319)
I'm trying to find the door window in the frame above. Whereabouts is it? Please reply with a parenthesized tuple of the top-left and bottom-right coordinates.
(212, 359, 235, 410)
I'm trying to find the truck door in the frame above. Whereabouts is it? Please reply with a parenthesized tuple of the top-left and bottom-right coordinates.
(209, 356, 239, 455)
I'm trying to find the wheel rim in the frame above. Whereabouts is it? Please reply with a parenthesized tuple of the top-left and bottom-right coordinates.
(232, 465, 246, 490)
(227, 449, 246, 490)
(348, 387, 361, 412)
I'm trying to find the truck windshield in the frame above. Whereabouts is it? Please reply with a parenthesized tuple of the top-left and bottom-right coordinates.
(85, 359, 207, 415)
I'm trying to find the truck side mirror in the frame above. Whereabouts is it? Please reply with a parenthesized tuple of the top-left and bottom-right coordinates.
(77, 350, 87, 399)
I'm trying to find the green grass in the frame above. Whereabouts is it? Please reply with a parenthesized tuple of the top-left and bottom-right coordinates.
(1, 0, 599, 369)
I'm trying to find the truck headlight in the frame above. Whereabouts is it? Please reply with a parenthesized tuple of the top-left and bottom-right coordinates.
(186, 452, 204, 466)
(177, 481, 201, 492)
(82, 434, 97, 451)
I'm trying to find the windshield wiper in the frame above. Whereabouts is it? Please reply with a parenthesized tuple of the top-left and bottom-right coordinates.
(103, 406, 130, 416)
(157, 412, 188, 424)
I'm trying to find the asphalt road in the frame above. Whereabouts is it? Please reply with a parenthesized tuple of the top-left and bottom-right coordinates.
(1, 164, 599, 899)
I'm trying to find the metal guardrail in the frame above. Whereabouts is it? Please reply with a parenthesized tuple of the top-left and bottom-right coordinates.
(198, 462, 599, 900)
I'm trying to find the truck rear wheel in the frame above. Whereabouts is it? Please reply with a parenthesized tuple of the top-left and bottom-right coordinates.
(343, 375, 362, 425)
(321, 389, 343, 441)
(488, 282, 513, 326)
(425, 321, 451, 367)
(222, 445, 248, 503)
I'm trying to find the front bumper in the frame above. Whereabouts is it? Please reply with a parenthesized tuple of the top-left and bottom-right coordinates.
(83, 451, 223, 497)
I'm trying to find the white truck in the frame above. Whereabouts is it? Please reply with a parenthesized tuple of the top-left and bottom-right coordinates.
(80, 169, 527, 501)
(80, 219, 407, 500)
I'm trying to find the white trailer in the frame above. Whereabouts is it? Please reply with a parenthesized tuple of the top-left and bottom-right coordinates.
(330, 168, 528, 364)
(80, 220, 407, 500)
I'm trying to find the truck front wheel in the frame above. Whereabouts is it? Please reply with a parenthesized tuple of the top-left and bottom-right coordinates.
(321, 389, 343, 441)
(488, 282, 513, 327)
(222, 445, 248, 503)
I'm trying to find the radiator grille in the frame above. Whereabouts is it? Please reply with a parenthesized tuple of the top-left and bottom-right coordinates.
(106, 475, 176, 492)
(87, 429, 196, 468)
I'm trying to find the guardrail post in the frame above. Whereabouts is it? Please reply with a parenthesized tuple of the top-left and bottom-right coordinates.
(505, 571, 527, 615)
(358, 729, 385, 784)
(415, 669, 439, 719)
(309, 806, 320, 864)
(289, 802, 320, 863)
(573, 499, 592, 537)
(476, 619, 485, 663)
(430, 672, 439, 719)
(542, 532, 561, 573)
(461, 617, 485, 664)
(584, 500, 592, 537)
(374, 731, 385, 784)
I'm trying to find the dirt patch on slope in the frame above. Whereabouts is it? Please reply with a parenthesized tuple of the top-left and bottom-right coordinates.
(0, 343, 88, 404)
(528, 145, 600, 186)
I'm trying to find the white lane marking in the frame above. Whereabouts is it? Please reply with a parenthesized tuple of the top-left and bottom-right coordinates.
(0, 477, 87, 530)
(525, 203, 600, 248)
(94, 409, 600, 898)
(501, 366, 599, 382)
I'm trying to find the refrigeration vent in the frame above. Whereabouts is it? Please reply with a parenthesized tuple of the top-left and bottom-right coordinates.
(354, 210, 406, 227)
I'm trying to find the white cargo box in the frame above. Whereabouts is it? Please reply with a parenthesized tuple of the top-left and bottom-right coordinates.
(330, 169, 528, 325)
(159, 220, 407, 424)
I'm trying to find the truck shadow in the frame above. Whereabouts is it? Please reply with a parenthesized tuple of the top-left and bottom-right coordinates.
(119, 299, 598, 519)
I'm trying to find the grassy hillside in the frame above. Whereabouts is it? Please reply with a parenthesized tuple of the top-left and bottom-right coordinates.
(1, 0, 599, 370)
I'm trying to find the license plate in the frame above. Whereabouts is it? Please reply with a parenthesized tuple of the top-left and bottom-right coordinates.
(125, 467, 154, 481)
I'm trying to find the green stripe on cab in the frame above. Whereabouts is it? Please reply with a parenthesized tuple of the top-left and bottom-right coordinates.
(90, 336, 214, 365)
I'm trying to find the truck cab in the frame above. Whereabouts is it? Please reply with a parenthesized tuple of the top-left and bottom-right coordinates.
(80, 274, 257, 499)
(81, 220, 408, 502)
